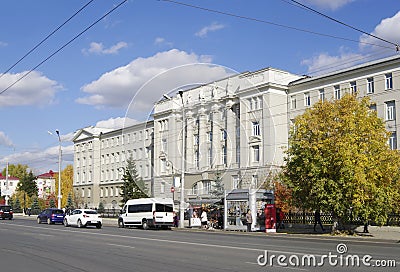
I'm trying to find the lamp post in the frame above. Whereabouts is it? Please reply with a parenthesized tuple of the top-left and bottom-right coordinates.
(49, 130, 62, 209)
(56, 130, 62, 209)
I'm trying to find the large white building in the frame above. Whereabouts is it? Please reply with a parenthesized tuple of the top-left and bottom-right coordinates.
(72, 55, 400, 209)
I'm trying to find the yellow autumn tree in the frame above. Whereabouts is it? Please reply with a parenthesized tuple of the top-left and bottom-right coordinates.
(54, 164, 74, 208)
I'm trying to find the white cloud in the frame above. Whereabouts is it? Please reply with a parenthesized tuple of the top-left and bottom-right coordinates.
(195, 22, 225, 38)
(95, 117, 139, 129)
(154, 37, 173, 47)
(301, 48, 363, 75)
(83, 41, 128, 55)
(0, 144, 74, 175)
(76, 49, 233, 116)
(0, 41, 7, 47)
(360, 11, 400, 49)
(0, 131, 13, 147)
(0, 71, 62, 107)
(303, 0, 354, 10)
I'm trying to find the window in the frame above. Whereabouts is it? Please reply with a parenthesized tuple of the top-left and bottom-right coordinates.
(161, 159, 167, 172)
(194, 150, 199, 168)
(319, 89, 325, 101)
(385, 73, 393, 90)
(87, 188, 91, 198)
(252, 121, 260, 136)
(304, 92, 311, 107)
(194, 135, 199, 145)
(82, 188, 85, 197)
(252, 145, 260, 162)
(385, 101, 395, 121)
(162, 138, 167, 152)
(207, 148, 212, 166)
(369, 103, 377, 112)
(367, 78, 374, 94)
(222, 145, 227, 165)
(208, 131, 213, 142)
(232, 176, 239, 189)
(334, 85, 341, 99)
(350, 81, 357, 94)
(252, 175, 258, 188)
(203, 181, 211, 195)
(290, 96, 296, 109)
(160, 182, 165, 194)
(221, 129, 227, 140)
(192, 183, 198, 195)
(389, 132, 397, 150)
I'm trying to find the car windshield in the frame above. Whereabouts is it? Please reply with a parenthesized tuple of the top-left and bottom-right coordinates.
(84, 210, 97, 214)
(52, 209, 64, 214)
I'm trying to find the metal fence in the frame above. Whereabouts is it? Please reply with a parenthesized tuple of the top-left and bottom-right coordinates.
(282, 211, 400, 226)
(99, 208, 120, 218)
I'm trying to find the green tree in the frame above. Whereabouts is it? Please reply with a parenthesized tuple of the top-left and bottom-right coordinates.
(14, 198, 21, 212)
(31, 197, 40, 214)
(210, 171, 225, 199)
(66, 193, 74, 209)
(119, 156, 149, 206)
(282, 94, 400, 229)
(17, 171, 38, 198)
(49, 198, 56, 208)
(98, 202, 105, 213)
(2, 164, 29, 180)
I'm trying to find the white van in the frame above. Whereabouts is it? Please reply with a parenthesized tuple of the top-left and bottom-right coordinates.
(118, 198, 174, 229)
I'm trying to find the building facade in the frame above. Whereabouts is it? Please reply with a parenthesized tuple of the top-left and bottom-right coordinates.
(72, 122, 154, 209)
(72, 55, 400, 208)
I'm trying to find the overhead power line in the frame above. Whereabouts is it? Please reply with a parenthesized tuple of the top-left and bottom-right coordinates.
(285, 0, 399, 51)
(159, 0, 396, 50)
(0, 0, 128, 96)
(0, 0, 94, 79)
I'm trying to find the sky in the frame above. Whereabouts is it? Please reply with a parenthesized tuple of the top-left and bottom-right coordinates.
(0, 0, 399, 175)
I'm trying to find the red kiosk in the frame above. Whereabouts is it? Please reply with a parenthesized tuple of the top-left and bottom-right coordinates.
(264, 203, 276, 233)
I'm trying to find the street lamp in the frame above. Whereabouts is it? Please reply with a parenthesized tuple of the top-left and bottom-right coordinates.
(48, 130, 62, 209)
(163, 91, 186, 228)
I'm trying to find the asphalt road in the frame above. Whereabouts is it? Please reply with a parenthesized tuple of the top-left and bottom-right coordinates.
(0, 217, 399, 272)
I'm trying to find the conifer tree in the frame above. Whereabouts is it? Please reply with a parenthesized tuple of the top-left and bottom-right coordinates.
(119, 156, 149, 206)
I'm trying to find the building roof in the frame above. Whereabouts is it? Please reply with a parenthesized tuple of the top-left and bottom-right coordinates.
(0, 173, 19, 180)
(289, 54, 400, 86)
(37, 170, 56, 179)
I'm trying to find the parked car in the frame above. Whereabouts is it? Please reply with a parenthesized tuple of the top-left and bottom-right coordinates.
(64, 209, 102, 229)
(0, 205, 13, 220)
(37, 208, 65, 224)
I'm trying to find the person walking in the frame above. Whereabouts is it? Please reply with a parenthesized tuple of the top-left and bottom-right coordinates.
(246, 209, 252, 232)
(201, 209, 208, 229)
(314, 209, 325, 232)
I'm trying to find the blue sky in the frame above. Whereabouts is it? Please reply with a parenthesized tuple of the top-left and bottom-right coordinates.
(0, 0, 399, 174)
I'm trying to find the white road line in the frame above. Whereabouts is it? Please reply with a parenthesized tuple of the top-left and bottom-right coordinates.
(107, 243, 135, 249)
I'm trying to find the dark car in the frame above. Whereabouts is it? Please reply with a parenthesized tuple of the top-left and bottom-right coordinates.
(0, 205, 13, 220)
(37, 208, 65, 224)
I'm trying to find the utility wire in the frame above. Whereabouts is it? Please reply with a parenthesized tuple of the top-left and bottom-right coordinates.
(0, 0, 128, 96)
(159, 0, 395, 50)
(285, 0, 399, 51)
(0, 0, 94, 79)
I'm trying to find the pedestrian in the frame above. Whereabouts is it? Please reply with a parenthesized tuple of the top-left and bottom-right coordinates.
(201, 209, 208, 229)
(246, 209, 252, 232)
(314, 209, 325, 232)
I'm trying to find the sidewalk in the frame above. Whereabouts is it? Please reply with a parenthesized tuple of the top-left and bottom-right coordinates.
(14, 214, 400, 242)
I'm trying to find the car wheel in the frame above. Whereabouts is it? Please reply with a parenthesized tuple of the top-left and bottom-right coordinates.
(142, 220, 149, 230)
(96, 223, 102, 229)
(64, 219, 69, 227)
(77, 219, 83, 228)
(47, 218, 52, 225)
(118, 219, 125, 228)
(37, 217, 41, 224)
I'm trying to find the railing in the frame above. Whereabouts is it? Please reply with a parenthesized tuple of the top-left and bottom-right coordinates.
(99, 208, 120, 218)
(282, 211, 400, 226)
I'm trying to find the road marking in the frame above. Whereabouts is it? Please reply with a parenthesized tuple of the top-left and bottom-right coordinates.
(107, 243, 135, 249)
